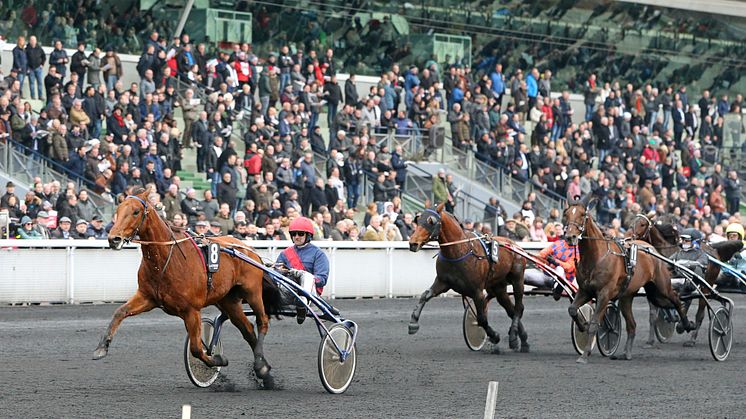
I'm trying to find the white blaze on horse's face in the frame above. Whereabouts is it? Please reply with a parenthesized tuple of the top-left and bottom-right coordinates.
(571, 207, 576, 216)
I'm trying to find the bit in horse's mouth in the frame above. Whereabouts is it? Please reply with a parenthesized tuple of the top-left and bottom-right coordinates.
(409, 243, 422, 252)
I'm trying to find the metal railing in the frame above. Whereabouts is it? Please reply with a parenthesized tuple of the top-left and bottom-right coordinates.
(442, 143, 567, 217)
(0, 140, 112, 218)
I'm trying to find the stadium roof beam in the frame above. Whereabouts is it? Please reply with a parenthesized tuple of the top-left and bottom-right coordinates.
(616, 0, 746, 19)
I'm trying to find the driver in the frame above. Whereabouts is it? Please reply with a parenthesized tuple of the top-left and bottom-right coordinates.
(717, 223, 746, 289)
(670, 228, 709, 295)
(524, 238, 578, 300)
(276, 216, 330, 324)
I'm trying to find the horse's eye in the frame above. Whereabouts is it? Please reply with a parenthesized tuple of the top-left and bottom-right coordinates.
(133, 210, 140, 216)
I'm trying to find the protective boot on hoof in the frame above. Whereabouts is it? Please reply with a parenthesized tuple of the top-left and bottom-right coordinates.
(92, 346, 109, 360)
(254, 356, 271, 379)
(211, 354, 229, 367)
(520, 343, 530, 353)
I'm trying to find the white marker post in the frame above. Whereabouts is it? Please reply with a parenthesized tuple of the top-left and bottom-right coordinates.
(182, 404, 192, 419)
(483, 381, 499, 419)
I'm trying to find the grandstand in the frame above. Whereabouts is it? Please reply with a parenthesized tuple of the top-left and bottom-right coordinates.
(1, 0, 745, 244)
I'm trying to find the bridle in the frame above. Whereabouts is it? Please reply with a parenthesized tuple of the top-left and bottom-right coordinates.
(119, 194, 188, 279)
(415, 208, 442, 243)
(414, 208, 485, 263)
(122, 195, 150, 244)
(631, 213, 653, 241)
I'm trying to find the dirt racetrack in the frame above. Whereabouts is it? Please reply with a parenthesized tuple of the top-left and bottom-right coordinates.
(2, 295, 745, 418)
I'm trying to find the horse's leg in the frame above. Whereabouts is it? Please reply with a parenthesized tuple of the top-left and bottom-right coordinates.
(667, 285, 697, 334)
(577, 290, 611, 364)
(684, 299, 707, 347)
(494, 288, 521, 352)
(408, 277, 450, 335)
(93, 291, 155, 360)
(568, 288, 592, 332)
(472, 293, 501, 351)
(644, 301, 657, 348)
(243, 289, 273, 380)
(611, 296, 636, 361)
(510, 270, 529, 352)
(184, 308, 229, 367)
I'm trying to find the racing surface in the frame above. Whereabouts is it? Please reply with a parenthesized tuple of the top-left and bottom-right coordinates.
(2, 295, 746, 418)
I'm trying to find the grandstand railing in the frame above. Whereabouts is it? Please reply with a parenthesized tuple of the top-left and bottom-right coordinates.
(0, 239, 549, 303)
(442, 142, 566, 216)
(0, 140, 111, 218)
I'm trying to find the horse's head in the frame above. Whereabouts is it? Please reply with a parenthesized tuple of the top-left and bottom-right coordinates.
(108, 191, 150, 250)
(563, 195, 597, 246)
(409, 203, 445, 252)
(627, 213, 655, 241)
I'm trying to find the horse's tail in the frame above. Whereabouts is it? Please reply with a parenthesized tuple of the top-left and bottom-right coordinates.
(261, 274, 285, 318)
(643, 282, 675, 309)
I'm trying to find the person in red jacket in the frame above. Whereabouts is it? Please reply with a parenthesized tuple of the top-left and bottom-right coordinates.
(234, 52, 251, 88)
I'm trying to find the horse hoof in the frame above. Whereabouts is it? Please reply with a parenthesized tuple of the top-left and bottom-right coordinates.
(508, 329, 519, 350)
(92, 347, 108, 360)
(212, 354, 229, 367)
(683, 341, 696, 348)
(576, 356, 588, 364)
(408, 323, 419, 335)
(491, 345, 501, 355)
(642, 344, 654, 349)
(520, 343, 530, 353)
(254, 358, 271, 379)
(261, 374, 275, 390)
(610, 354, 631, 361)
(488, 334, 500, 345)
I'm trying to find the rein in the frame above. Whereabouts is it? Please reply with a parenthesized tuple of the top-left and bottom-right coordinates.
(124, 195, 188, 280)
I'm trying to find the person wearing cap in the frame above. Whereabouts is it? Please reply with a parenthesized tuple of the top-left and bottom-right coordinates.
(718, 223, 746, 289)
(207, 221, 223, 237)
(1, 181, 16, 208)
(53, 217, 73, 239)
(193, 220, 209, 236)
(86, 215, 108, 240)
(670, 228, 709, 297)
(276, 216, 332, 323)
(34, 211, 52, 239)
(73, 219, 90, 240)
(17, 215, 42, 239)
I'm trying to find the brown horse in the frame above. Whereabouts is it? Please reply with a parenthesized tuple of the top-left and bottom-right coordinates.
(93, 190, 283, 385)
(564, 196, 695, 363)
(628, 214, 742, 347)
(408, 203, 528, 352)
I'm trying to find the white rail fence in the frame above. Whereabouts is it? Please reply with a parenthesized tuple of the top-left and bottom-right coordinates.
(0, 240, 546, 304)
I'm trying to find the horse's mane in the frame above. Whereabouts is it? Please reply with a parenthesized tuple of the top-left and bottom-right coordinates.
(652, 222, 679, 245)
(709, 240, 744, 262)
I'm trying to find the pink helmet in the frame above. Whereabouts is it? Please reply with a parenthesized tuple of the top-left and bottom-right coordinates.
(289, 217, 315, 235)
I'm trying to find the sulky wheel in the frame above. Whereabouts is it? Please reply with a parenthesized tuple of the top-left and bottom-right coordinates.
(184, 318, 223, 388)
(463, 298, 487, 351)
(571, 303, 596, 355)
(597, 302, 622, 357)
(318, 324, 357, 394)
(654, 307, 676, 343)
(708, 307, 733, 362)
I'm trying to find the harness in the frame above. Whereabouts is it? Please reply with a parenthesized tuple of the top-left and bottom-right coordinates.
(566, 201, 635, 299)
(122, 195, 198, 287)
(418, 209, 491, 264)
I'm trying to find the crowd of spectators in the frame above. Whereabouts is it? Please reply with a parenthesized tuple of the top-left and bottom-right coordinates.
(0, 3, 744, 245)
